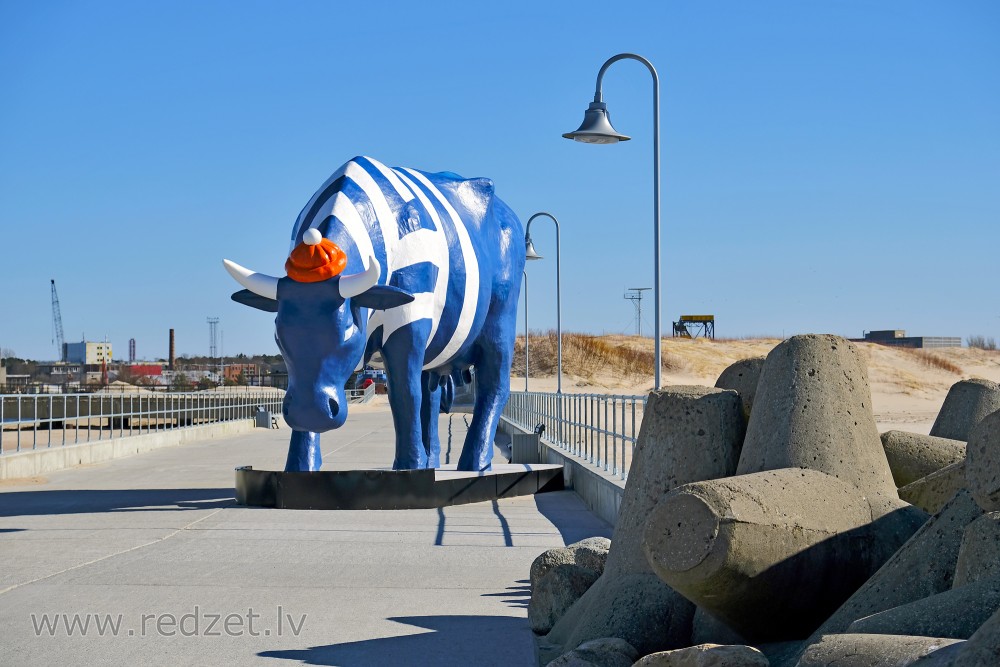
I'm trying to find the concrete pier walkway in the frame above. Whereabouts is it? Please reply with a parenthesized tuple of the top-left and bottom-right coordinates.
(0, 404, 611, 666)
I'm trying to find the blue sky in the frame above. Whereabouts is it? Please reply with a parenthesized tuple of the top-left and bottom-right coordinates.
(1, 1, 997, 360)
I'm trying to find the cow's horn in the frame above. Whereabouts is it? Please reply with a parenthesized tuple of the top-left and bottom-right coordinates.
(222, 259, 279, 300)
(338, 255, 381, 299)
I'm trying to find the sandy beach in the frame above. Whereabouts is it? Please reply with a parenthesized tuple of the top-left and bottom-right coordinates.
(513, 336, 1000, 436)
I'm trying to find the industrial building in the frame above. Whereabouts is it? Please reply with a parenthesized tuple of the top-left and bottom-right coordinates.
(858, 330, 962, 349)
(63, 341, 113, 365)
(225, 363, 260, 383)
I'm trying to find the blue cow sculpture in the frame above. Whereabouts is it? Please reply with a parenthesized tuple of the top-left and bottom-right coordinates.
(224, 156, 525, 472)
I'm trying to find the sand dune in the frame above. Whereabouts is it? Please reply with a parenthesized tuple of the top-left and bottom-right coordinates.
(512, 334, 1000, 435)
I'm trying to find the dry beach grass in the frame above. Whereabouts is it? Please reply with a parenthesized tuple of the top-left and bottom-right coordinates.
(512, 333, 1000, 435)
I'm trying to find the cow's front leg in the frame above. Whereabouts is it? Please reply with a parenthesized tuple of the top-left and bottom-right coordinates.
(285, 430, 322, 471)
(382, 322, 432, 470)
(420, 371, 442, 468)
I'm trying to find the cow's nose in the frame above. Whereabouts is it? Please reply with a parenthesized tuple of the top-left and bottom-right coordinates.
(328, 396, 340, 418)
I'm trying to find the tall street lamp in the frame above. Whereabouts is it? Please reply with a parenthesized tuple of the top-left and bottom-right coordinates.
(524, 212, 562, 395)
(522, 269, 529, 392)
(563, 53, 662, 390)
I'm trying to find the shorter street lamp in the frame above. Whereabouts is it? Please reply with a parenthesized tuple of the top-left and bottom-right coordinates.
(524, 212, 562, 395)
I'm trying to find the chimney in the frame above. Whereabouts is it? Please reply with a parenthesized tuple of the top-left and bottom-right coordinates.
(169, 329, 176, 370)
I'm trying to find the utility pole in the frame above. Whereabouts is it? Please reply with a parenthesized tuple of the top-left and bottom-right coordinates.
(207, 317, 219, 383)
(624, 287, 651, 336)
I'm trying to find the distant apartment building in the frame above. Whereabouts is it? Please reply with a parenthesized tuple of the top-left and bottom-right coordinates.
(64, 341, 113, 365)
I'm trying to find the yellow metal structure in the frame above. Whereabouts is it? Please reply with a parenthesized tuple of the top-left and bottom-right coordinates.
(673, 315, 716, 339)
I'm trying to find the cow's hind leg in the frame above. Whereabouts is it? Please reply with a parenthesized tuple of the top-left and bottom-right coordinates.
(458, 303, 517, 472)
(285, 430, 322, 472)
(420, 371, 442, 468)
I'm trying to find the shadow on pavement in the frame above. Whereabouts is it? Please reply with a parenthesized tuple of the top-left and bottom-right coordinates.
(481, 580, 531, 609)
(532, 491, 613, 546)
(258, 615, 533, 666)
(0, 488, 236, 517)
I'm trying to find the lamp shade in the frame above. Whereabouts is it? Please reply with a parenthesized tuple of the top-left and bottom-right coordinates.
(562, 101, 631, 144)
(525, 236, 543, 260)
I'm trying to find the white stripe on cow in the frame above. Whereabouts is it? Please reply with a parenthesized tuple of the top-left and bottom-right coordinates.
(367, 158, 414, 204)
(291, 162, 349, 252)
(343, 160, 397, 276)
(349, 158, 448, 346)
(392, 168, 452, 353)
(401, 167, 480, 369)
(306, 190, 376, 267)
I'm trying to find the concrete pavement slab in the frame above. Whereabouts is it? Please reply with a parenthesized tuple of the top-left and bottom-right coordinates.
(0, 405, 610, 666)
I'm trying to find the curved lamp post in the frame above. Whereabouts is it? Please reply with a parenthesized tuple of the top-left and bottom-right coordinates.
(564, 53, 662, 390)
(524, 212, 562, 395)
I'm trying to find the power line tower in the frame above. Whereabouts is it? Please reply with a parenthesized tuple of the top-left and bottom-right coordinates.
(623, 287, 652, 336)
(51, 279, 66, 361)
(207, 318, 219, 358)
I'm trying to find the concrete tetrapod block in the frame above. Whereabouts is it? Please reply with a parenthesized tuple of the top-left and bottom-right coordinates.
(881, 431, 966, 488)
(530, 564, 601, 633)
(643, 468, 917, 642)
(964, 409, 1000, 511)
(715, 356, 765, 421)
(531, 537, 612, 589)
(691, 608, 747, 646)
(951, 606, 1000, 666)
(546, 637, 638, 667)
(930, 378, 1000, 442)
(543, 387, 745, 658)
(954, 512, 1000, 587)
(786, 490, 985, 666)
(633, 643, 769, 667)
(796, 634, 963, 667)
(737, 334, 900, 517)
(898, 461, 967, 514)
(846, 575, 1000, 639)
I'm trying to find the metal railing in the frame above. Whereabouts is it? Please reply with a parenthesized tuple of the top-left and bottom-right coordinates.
(1, 380, 289, 394)
(504, 391, 646, 480)
(1, 391, 284, 454)
(346, 383, 377, 404)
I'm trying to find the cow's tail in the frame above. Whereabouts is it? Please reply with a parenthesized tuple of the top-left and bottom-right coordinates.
(440, 375, 455, 414)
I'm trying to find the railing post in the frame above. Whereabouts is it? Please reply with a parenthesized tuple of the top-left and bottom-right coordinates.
(611, 397, 616, 472)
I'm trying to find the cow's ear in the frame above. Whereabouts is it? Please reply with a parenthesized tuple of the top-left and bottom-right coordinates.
(231, 290, 278, 313)
(352, 285, 414, 311)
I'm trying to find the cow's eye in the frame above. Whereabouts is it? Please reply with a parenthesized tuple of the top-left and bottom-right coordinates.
(343, 323, 358, 342)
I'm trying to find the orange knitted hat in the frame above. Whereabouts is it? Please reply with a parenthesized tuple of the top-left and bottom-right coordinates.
(285, 229, 348, 283)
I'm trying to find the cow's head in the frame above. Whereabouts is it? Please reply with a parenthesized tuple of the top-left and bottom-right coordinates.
(223, 229, 412, 432)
